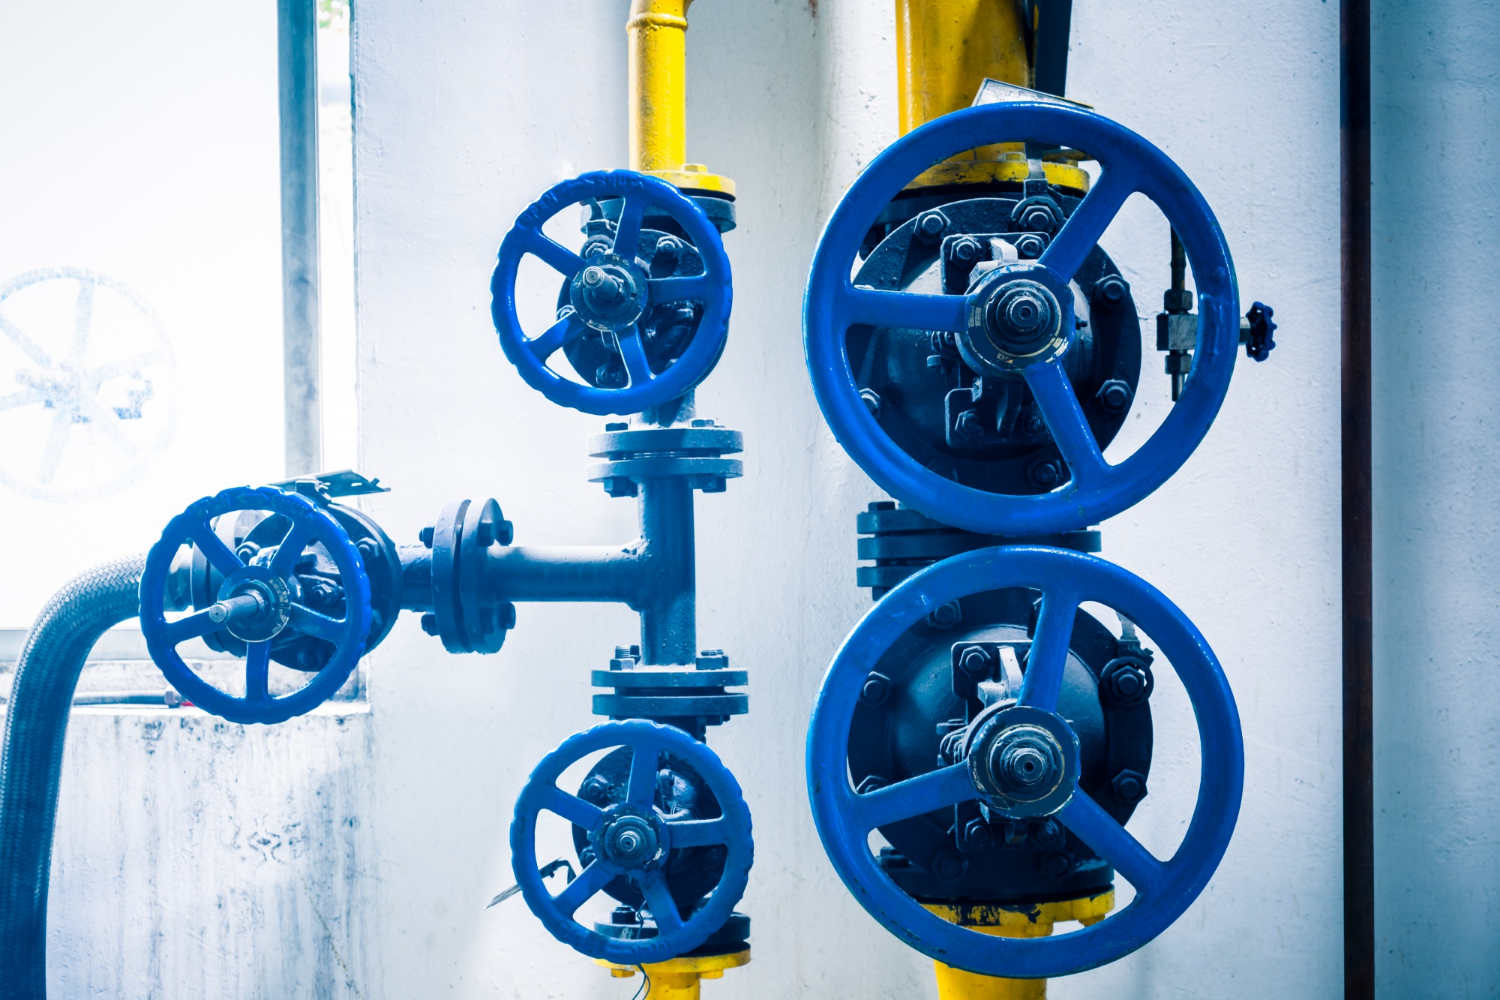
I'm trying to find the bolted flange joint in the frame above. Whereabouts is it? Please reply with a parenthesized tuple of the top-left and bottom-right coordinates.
(587, 420, 744, 496)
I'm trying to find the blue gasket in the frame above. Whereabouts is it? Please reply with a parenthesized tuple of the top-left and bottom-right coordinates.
(491, 171, 733, 416)
(805, 545, 1243, 978)
(138, 486, 372, 725)
(510, 720, 753, 964)
(804, 102, 1240, 534)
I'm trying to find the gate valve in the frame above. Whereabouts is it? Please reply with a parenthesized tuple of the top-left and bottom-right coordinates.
(139, 486, 372, 725)
(491, 171, 733, 416)
(510, 720, 753, 964)
(804, 102, 1241, 535)
(805, 545, 1243, 978)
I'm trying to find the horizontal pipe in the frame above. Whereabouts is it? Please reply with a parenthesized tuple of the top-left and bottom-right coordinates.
(484, 545, 646, 606)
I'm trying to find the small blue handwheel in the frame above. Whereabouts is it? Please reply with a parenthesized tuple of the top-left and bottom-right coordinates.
(139, 486, 372, 725)
(510, 721, 753, 964)
(805, 102, 1239, 535)
(491, 171, 733, 415)
(806, 546, 1243, 978)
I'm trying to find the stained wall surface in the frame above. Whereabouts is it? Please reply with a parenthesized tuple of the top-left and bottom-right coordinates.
(30, 0, 1500, 997)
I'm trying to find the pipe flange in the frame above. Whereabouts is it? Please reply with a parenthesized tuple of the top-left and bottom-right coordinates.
(426, 497, 516, 654)
(586, 421, 744, 494)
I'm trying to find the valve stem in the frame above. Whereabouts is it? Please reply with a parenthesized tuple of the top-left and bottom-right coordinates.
(207, 592, 266, 625)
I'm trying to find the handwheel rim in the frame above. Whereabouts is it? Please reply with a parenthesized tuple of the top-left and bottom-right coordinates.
(805, 546, 1243, 978)
(804, 102, 1239, 535)
(138, 486, 372, 725)
(510, 720, 753, 964)
(492, 171, 733, 416)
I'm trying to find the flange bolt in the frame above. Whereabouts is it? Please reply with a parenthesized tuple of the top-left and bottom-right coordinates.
(915, 210, 949, 242)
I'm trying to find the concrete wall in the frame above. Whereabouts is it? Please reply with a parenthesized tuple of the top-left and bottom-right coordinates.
(33, 0, 1500, 997)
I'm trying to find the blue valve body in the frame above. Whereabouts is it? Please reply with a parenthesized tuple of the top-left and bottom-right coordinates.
(804, 102, 1240, 535)
(511, 720, 753, 964)
(805, 546, 1242, 978)
(139, 486, 372, 725)
(492, 171, 733, 416)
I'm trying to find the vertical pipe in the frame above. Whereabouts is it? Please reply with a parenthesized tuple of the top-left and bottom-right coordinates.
(637, 477, 696, 666)
(279, 0, 322, 476)
(894, 0, 1029, 135)
(1341, 0, 1374, 994)
(628, 0, 692, 174)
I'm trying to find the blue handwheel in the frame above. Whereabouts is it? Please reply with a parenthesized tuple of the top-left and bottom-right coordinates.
(806, 546, 1243, 978)
(491, 171, 733, 415)
(805, 102, 1239, 535)
(139, 486, 373, 725)
(510, 721, 753, 964)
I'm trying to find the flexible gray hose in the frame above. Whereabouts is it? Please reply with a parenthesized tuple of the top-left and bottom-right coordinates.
(0, 556, 145, 1000)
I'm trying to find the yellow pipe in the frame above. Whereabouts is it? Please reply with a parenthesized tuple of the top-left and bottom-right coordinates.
(626, 0, 734, 196)
(598, 948, 750, 999)
(894, 0, 1088, 194)
(924, 892, 1114, 1000)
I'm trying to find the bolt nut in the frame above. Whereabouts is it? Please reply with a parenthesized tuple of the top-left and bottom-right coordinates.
(420, 613, 440, 636)
(1029, 459, 1064, 488)
(601, 477, 639, 498)
(855, 775, 888, 795)
(954, 409, 984, 439)
(1032, 818, 1066, 849)
(1101, 657, 1153, 708)
(1017, 202, 1060, 233)
(860, 671, 891, 707)
(932, 847, 969, 881)
(582, 237, 612, 259)
(949, 236, 983, 262)
(957, 645, 992, 677)
(582, 775, 615, 801)
(1023, 411, 1046, 434)
(418, 525, 435, 548)
(963, 818, 992, 850)
(296, 646, 326, 670)
(654, 235, 684, 261)
(1093, 275, 1129, 307)
(1095, 379, 1133, 413)
(914, 209, 949, 242)
(1111, 769, 1148, 804)
(859, 387, 881, 416)
(355, 537, 379, 560)
(1039, 851, 1074, 878)
(927, 601, 962, 631)
(1015, 234, 1047, 258)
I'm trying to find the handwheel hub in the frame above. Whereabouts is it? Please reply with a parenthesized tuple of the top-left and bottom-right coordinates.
(594, 806, 666, 870)
(963, 703, 1080, 818)
(960, 266, 1070, 374)
(570, 254, 648, 331)
(215, 568, 292, 643)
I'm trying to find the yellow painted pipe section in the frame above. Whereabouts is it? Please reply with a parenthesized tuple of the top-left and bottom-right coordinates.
(598, 948, 750, 999)
(895, 0, 1088, 194)
(626, 0, 734, 196)
(924, 892, 1114, 1000)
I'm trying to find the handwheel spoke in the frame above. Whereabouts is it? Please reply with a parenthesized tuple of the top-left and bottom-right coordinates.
(0, 312, 54, 368)
(1057, 790, 1166, 897)
(188, 522, 245, 576)
(87, 349, 167, 385)
(851, 762, 976, 833)
(1022, 361, 1108, 485)
(540, 785, 606, 830)
(841, 285, 968, 333)
(526, 314, 585, 361)
(639, 871, 684, 934)
(288, 603, 344, 643)
(0, 388, 43, 412)
(616, 327, 654, 386)
(165, 609, 222, 644)
(626, 741, 663, 806)
(1039, 165, 1138, 281)
(244, 641, 272, 703)
(666, 817, 727, 848)
(551, 861, 612, 917)
(611, 197, 647, 257)
(1017, 587, 1079, 712)
(269, 522, 315, 577)
(518, 226, 587, 279)
(648, 274, 709, 304)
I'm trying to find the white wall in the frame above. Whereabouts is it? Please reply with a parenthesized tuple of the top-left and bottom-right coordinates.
(35, 0, 1500, 997)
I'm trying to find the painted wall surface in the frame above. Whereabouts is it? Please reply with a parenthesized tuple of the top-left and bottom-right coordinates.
(29, 0, 1499, 997)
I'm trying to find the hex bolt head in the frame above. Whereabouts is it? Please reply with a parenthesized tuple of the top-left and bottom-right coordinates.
(420, 613, 440, 636)
(1032, 818, 1065, 848)
(1029, 459, 1063, 488)
(855, 775, 889, 795)
(914, 209, 949, 242)
(950, 236, 983, 262)
(1095, 379, 1133, 413)
(654, 235, 684, 262)
(1093, 275, 1129, 307)
(1111, 769, 1148, 804)
(957, 645, 992, 677)
(1020, 205, 1057, 232)
(297, 647, 326, 670)
(1015, 234, 1046, 258)
(419, 525, 435, 548)
(582, 237, 612, 259)
(963, 818, 992, 850)
(1101, 657, 1153, 708)
(1024, 411, 1046, 434)
(1039, 851, 1074, 878)
(355, 537, 379, 560)
(236, 542, 260, 563)
(582, 774, 615, 801)
(954, 409, 984, 439)
(860, 672, 891, 707)
(932, 847, 969, 881)
(927, 601, 962, 630)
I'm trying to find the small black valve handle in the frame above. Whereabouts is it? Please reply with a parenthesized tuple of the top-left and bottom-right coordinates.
(1241, 301, 1277, 362)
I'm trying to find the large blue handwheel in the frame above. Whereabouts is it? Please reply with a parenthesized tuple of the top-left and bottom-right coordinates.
(805, 102, 1239, 535)
(510, 721, 753, 964)
(806, 546, 1243, 978)
(491, 171, 733, 415)
(139, 486, 372, 725)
